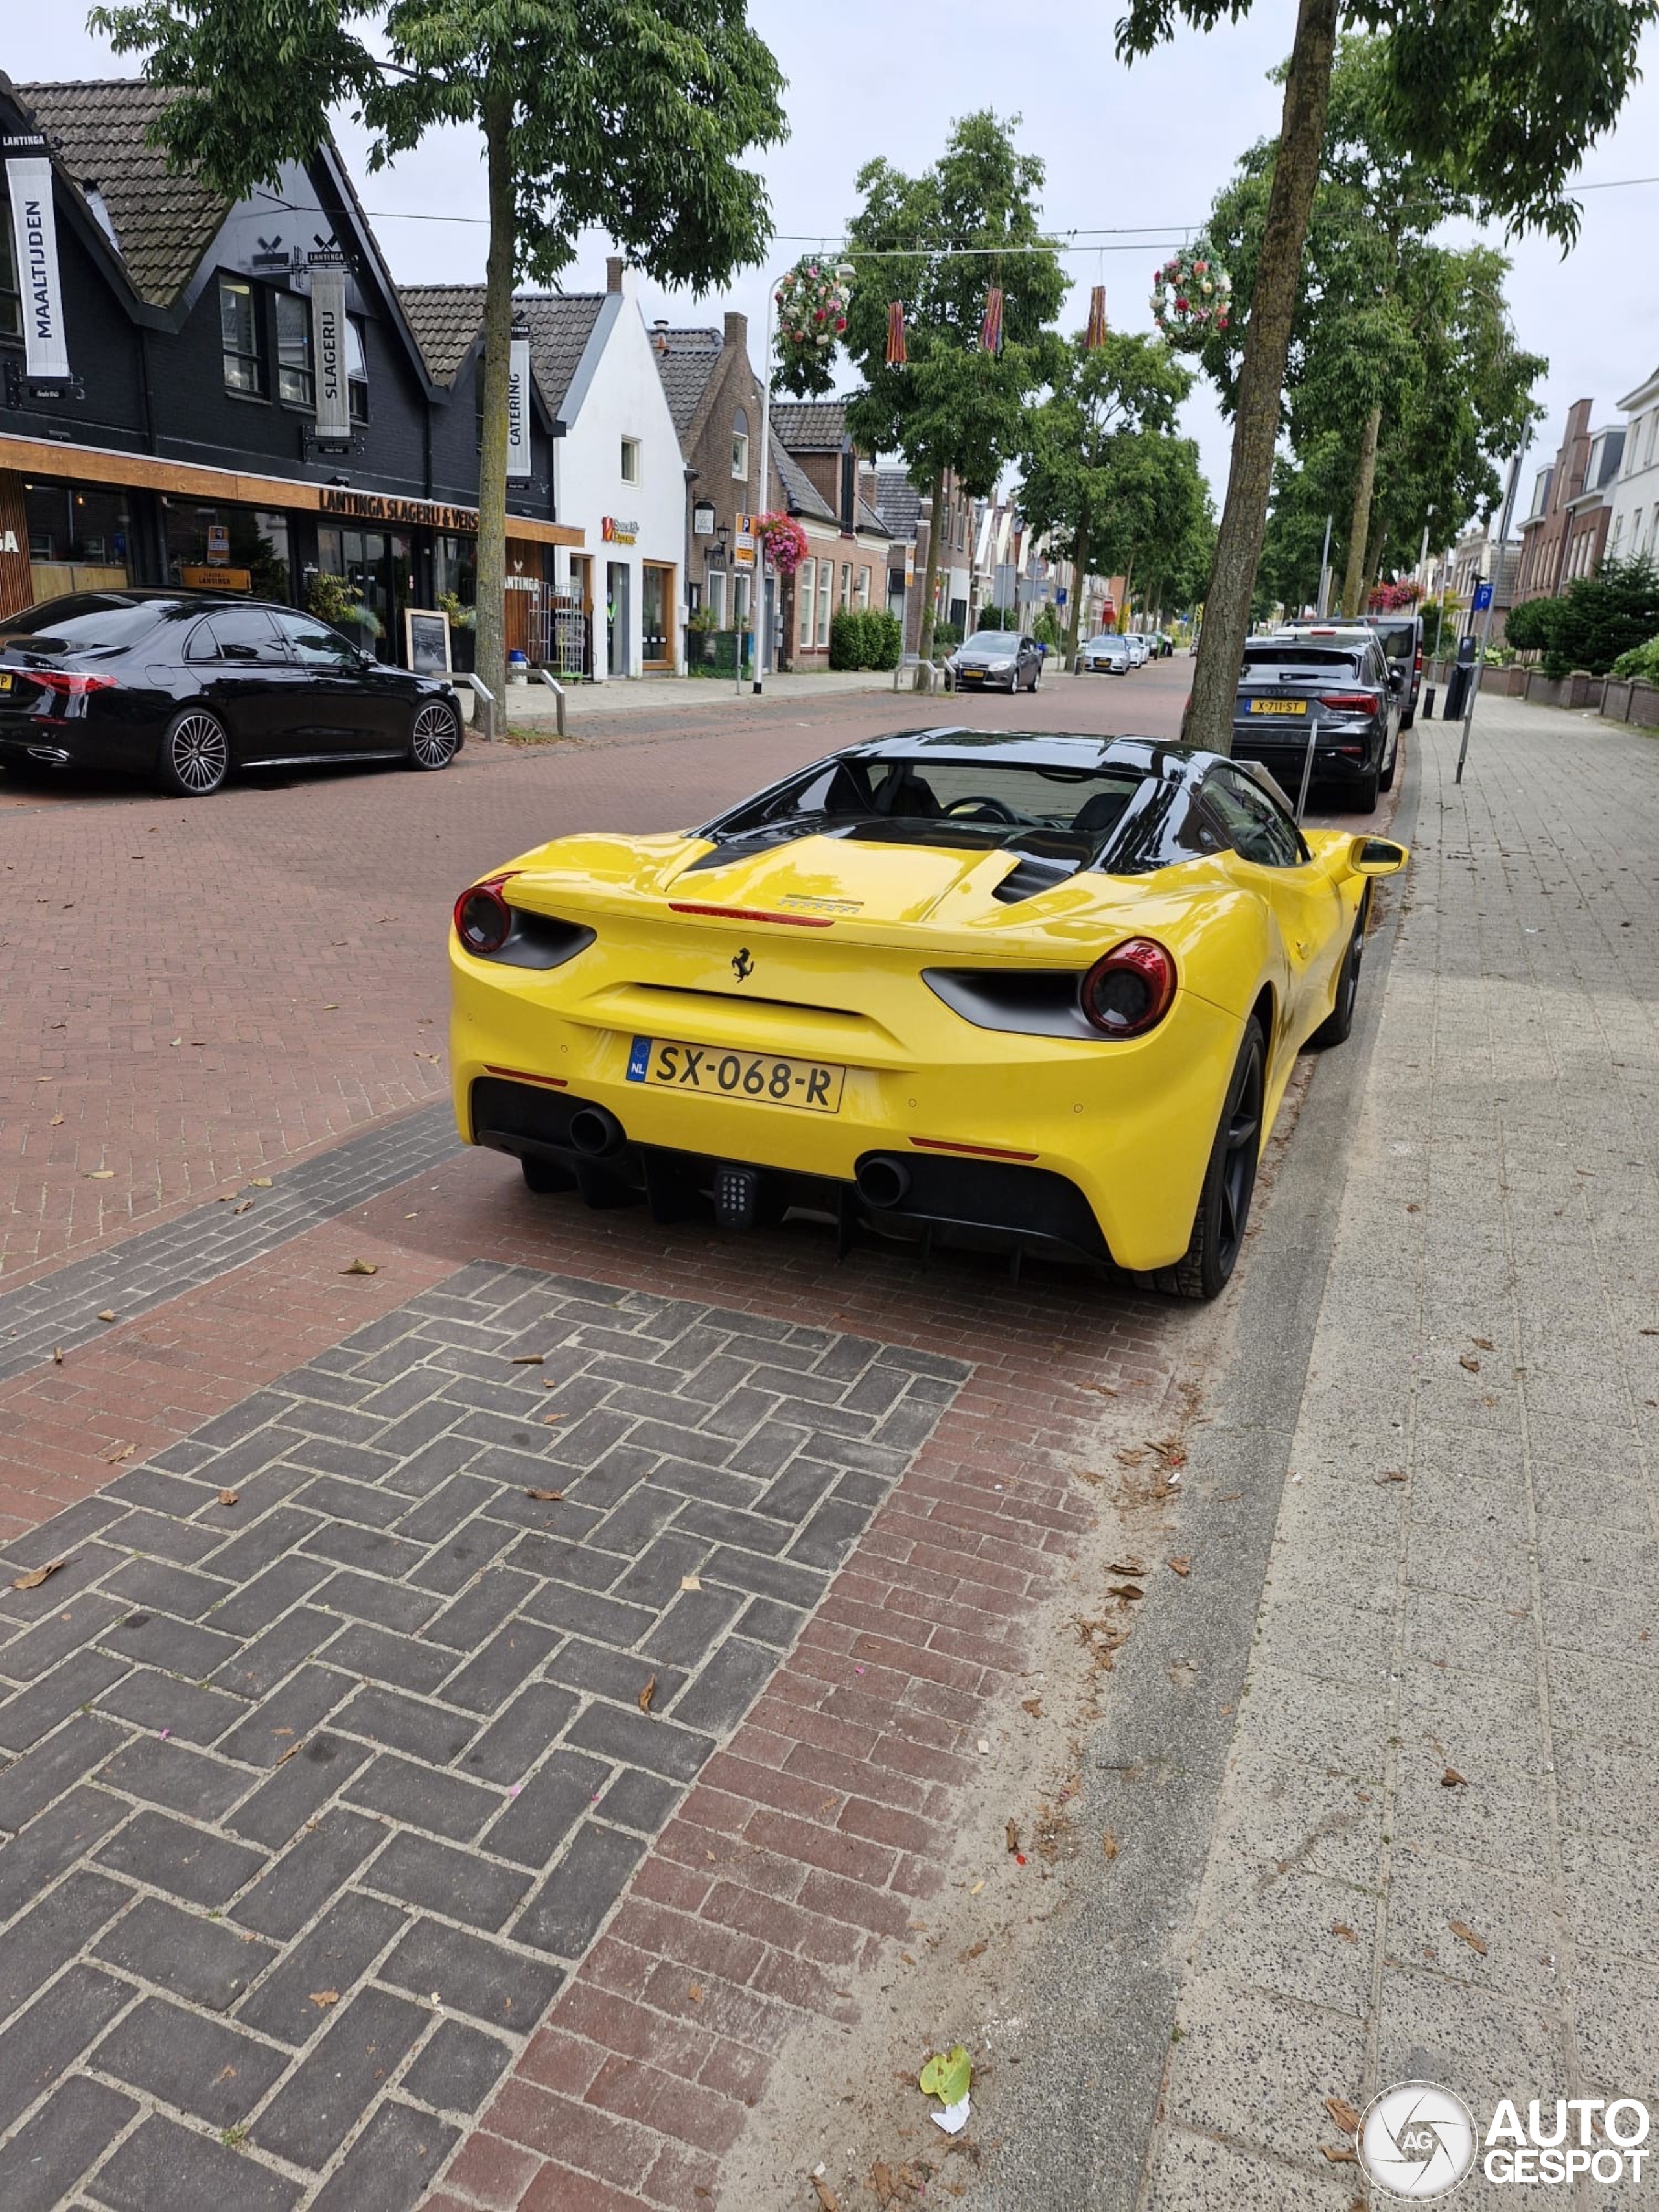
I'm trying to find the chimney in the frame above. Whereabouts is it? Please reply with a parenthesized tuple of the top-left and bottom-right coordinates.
(723, 309, 747, 349)
(653, 318, 669, 353)
(606, 255, 625, 294)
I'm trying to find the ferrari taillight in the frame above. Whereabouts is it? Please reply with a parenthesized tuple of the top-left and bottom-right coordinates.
(1080, 938, 1177, 1039)
(454, 875, 515, 955)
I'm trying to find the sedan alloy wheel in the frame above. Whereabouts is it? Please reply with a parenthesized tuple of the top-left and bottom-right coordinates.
(159, 708, 229, 797)
(411, 701, 461, 771)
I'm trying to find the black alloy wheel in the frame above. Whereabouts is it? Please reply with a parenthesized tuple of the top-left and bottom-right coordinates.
(156, 707, 230, 797)
(410, 700, 461, 771)
(1151, 1014, 1266, 1301)
(1311, 886, 1370, 1049)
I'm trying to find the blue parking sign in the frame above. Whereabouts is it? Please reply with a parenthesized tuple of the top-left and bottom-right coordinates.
(1473, 581, 1494, 611)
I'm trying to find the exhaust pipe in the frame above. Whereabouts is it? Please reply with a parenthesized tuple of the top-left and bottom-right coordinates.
(855, 1156, 911, 1211)
(568, 1104, 625, 1158)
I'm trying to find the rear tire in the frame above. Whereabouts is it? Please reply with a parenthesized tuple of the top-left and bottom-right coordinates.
(1310, 887, 1369, 1049)
(1378, 728, 1399, 793)
(156, 708, 229, 798)
(1149, 1015, 1266, 1301)
(1353, 761, 1381, 811)
(410, 700, 460, 772)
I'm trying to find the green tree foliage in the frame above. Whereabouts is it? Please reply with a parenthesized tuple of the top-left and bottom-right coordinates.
(1507, 559, 1659, 677)
(1015, 330, 1202, 660)
(90, 0, 786, 699)
(1113, 0, 1657, 753)
(837, 113, 1066, 674)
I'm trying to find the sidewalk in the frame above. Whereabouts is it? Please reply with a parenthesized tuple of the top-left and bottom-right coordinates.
(497, 669, 903, 726)
(951, 693, 1659, 2205)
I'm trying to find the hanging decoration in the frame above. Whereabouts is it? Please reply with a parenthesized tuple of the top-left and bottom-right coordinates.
(1084, 285, 1109, 351)
(1150, 242, 1232, 348)
(774, 258, 850, 371)
(885, 300, 907, 368)
(754, 511, 809, 577)
(979, 286, 1004, 355)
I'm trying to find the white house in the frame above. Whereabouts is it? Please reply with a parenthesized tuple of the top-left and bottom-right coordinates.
(1608, 362, 1659, 570)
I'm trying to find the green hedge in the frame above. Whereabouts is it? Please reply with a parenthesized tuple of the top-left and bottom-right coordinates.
(829, 607, 903, 670)
(1506, 559, 1659, 677)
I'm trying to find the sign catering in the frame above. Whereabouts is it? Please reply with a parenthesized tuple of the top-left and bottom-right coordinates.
(505, 333, 532, 480)
(601, 517, 639, 545)
(4, 137, 71, 381)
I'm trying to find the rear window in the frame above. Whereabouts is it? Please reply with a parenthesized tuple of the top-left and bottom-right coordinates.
(1367, 623, 1415, 662)
(1, 594, 170, 650)
(1241, 647, 1365, 674)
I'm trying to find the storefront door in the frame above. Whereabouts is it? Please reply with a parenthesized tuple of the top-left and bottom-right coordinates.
(642, 562, 673, 671)
(319, 527, 412, 661)
(606, 561, 631, 678)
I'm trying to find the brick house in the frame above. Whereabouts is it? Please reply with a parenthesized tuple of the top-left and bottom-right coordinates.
(649, 312, 774, 644)
(1608, 362, 1659, 569)
(765, 402, 890, 671)
(1514, 399, 1625, 601)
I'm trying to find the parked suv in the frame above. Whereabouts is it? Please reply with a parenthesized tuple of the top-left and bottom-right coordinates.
(1231, 625, 1400, 811)
(1358, 611, 1423, 728)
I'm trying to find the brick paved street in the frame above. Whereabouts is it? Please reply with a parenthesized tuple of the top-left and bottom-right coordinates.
(0, 656, 1476, 2211)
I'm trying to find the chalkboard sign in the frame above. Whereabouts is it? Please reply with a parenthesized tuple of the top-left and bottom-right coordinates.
(404, 607, 452, 676)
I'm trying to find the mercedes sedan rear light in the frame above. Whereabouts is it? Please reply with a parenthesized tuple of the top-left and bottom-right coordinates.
(7, 669, 118, 697)
(1080, 938, 1177, 1038)
(1317, 692, 1377, 714)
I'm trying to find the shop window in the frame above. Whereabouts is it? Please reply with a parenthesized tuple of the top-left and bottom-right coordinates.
(275, 292, 314, 406)
(347, 316, 369, 423)
(732, 410, 749, 482)
(816, 560, 832, 647)
(620, 436, 640, 484)
(0, 222, 20, 339)
(220, 277, 264, 395)
(21, 483, 132, 580)
(797, 559, 815, 648)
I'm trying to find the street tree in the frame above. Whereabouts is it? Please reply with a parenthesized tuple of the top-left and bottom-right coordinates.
(90, 0, 787, 701)
(835, 113, 1066, 676)
(1015, 329, 1194, 663)
(1115, 0, 1658, 751)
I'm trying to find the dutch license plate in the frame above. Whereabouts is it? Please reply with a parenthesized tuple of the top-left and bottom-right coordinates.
(0, 673, 12, 692)
(961, 668, 984, 681)
(625, 1036, 845, 1113)
(1249, 698, 1308, 715)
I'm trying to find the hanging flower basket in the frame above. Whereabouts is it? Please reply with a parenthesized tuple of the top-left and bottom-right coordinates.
(774, 258, 850, 366)
(1150, 242, 1233, 348)
(754, 511, 809, 576)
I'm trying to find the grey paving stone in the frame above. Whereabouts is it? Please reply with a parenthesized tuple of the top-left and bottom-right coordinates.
(0, 1713, 125, 1834)
(300, 1522, 428, 1578)
(513, 1819, 647, 1958)
(214, 1663, 352, 1765)
(481, 1747, 610, 1870)
(421, 1562, 537, 1651)
(94, 1893, 275, 2010)
(0, 1869, 130, 2020)
(545, 1638, 684, 1711)
(289, 1473, 409, 1530)
(516, 1574, 655, 1647)
(611, 1531, 716, 1610)
(0, 1786, 130, 1920)
(99, 1607, 240, 1680)
(346, 1751, 501, 1841)
(209, 1605, 339, 1698)
(1, 1595, 128, 1684)
(399, 2014, 512, 2114)
(97, 1506, 226, 1565)
(641, 1583, 746, 1668)
(410, 1522, 519, 1596)
(332, 1684, 478, 1764)
(441, 1620, 559, 1716)
(736, 1596, 809, 1648)
(95, 1806, 265, 1906)
(597, 1766, 682, 1834)
(365, 1827, 533, 1931)
(205, 1554, 333, 1638)
(226, 1732, 374, 1848)
(95, 1732, 251, 1822)
(0, 1648, 132, 1753)
(566, 1699, 714, 1782)
(86, 2111, 301, 2212)
(236, 1891, 408, 2045)
(0, 2073, 136, 2212)
(380, 1914, 561, 2031)
(0, 1963, 130, 2134)
(312, 1570, 443, 1635)
(459, 1682, 581, 1786)
(231, 1809, 388, 1943)
(93, 1992, 287, 2125)
(95, 1668, 245, 1747)
(701, 1541, 826, 1610)
(308, 2095, 459, 2212)
(253, 1985, 429, 2169)
(104, 1465, 218, 1520)
(669, 1636, 777, 1736)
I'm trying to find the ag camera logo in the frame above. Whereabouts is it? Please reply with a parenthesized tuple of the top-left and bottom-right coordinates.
(1358, 2082, 1478, 2198)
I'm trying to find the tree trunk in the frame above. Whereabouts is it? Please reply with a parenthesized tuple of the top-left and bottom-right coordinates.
(1064, 487, 1090, 668)
(914, 467, 946, 690)
(474, 89, 515, 709)
(1340, 401, 1383, 616)
(1183, 0, 1340, 751)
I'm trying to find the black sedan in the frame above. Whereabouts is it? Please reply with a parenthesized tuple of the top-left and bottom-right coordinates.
(0, 590, 463, 797)
(1231, 627, 1399, 811)
(944, 629, 1044, 692)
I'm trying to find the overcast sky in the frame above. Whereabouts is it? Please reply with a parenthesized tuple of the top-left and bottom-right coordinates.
(13, 1, 1659, 542)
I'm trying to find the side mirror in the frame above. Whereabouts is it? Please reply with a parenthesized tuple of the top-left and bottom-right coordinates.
(1349, 836, 1408, 877)
(1387, 667, 1404, 690)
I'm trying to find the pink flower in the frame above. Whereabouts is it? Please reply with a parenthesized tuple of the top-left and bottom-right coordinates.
(1175, 296, 1188, 312)
(835, 316, 846, 331)
(1194, 259, 1208, 275)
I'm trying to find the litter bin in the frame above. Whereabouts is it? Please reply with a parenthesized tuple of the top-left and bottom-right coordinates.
(1442, 636, 1478, 721)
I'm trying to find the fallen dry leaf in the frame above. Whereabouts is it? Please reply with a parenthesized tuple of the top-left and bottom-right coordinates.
(1375, 1470, 1408, 1485)
(638, 1675, 657, 1714)
(1106, 1583, 1146, 1602)
(524, 1488, 564, 1502)
(12, 1558, 68, 1591)
(97, 1309, 117, 1323)
(811, 2178, 842, 2212)
(52, 1346, 64, 1364)
(1325, 2095, 1362, 2134)
(84, 1169, 115, 1180)
(1330, 1923, 1358, 1944)
(960, 1940, 987, 1961)
(1441, 1767, 1468, 1788)
(50, 1113, 64, 1124)
(1102, 1830, 1119, 1862)
(1006, 1819, 1021, 1855)
(308, 1990, 340, 2010)
(1448, 1918, 1488, 1957)
(511, 1353, 544, 1365)
(542, 1414, 565, 1425)
(688, 1982, 703, 2003)
(249, 1177, 272, 1188)
(1471, 1336, 1494, 1351)
(218, 1489, 239, 1507)
(274, 1741, 303, 1767)
(340, 1259, 378, 1275)
(1168, 1556, 1191, 1577)
(1021, 1697, 1043, 1718)
(103, 1443, 135, 1465)
(232, 1200, 254, 1215)
(968, 1879, 985, 1896)
(1319, 2145, 1358, 2164)
(1108, 1559, 1146, 1576)
(1459, 1354, 1481, 1373)
(681, 1575, 702, 1592)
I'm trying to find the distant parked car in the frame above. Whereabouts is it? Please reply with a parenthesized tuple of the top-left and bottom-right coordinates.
(0, 589, 463, 797)
(1358, 612, 1424, 727)
(1124, 634, 1150, 668)
(1231, 626, 1400, 811)
(944, 629, 1044, 692)
(1078, 632, 1131, 674)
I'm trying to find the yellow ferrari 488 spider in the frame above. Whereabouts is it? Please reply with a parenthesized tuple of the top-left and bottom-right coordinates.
(450, 730, 1406, 1298)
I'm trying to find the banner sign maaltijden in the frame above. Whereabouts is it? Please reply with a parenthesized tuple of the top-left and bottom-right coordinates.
(5, 152, 70, 380)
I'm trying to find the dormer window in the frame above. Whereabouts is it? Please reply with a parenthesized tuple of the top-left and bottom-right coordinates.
(732, 409, 749, 482)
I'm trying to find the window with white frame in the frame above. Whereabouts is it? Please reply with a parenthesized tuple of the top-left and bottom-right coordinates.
(620, 436, 640, 484)
(275, 292, 313, 406)
(839, 562, 852, 610)
(708, 569, 727, 627)
(1647, 412, 1659, 467)
(798, 559, 816, 647)
(732, 408, 749, 482)
(347, 316, 369, 423)
(220, 278, 264, 395)
(816, 559, 833, 646)
(855, 565, 870, 609)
